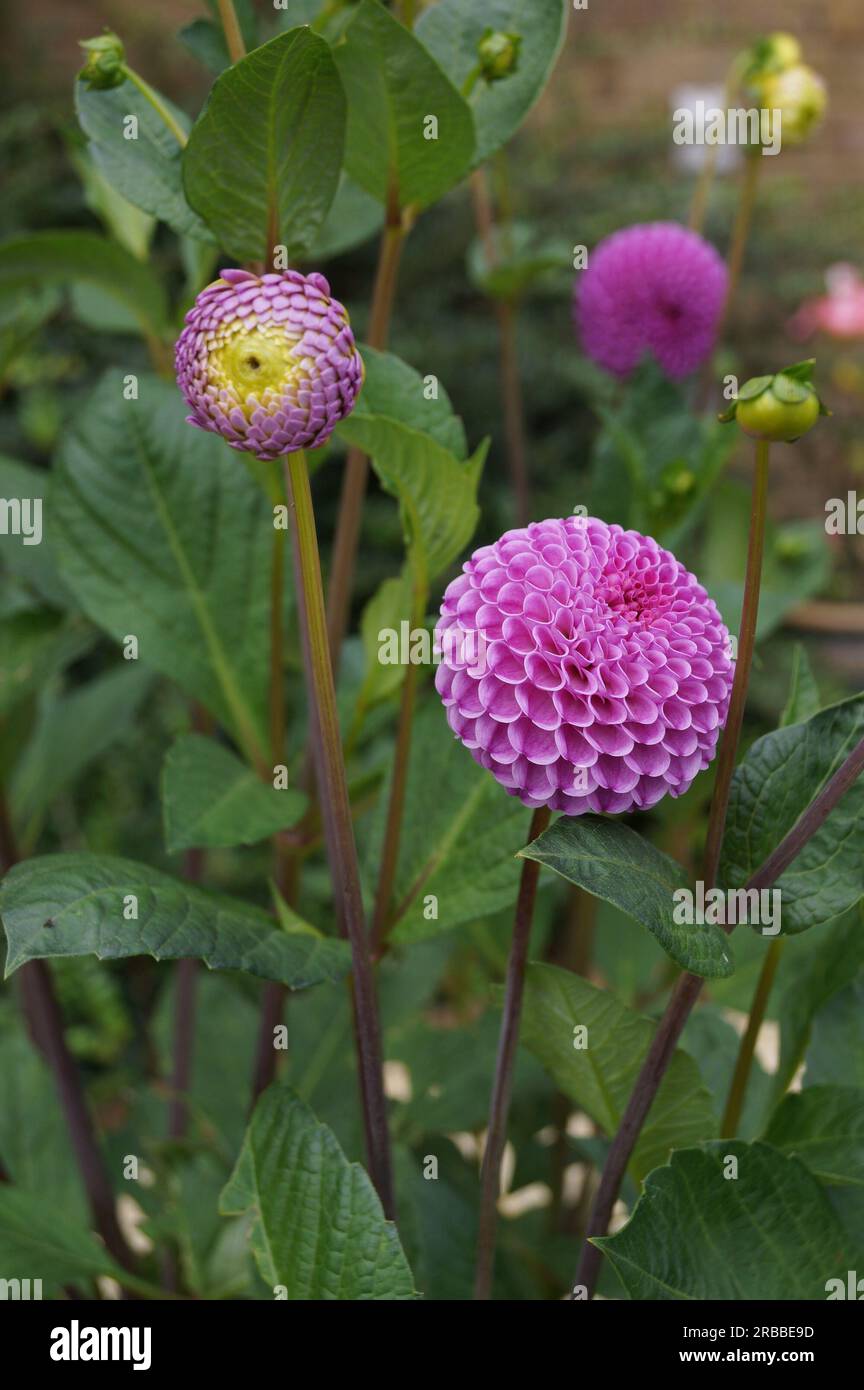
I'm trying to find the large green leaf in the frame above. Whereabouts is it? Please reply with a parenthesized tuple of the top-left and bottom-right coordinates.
(780, 643, 821, 728)
(720, 694, 864, 933)
(76, 79, 211, 241)
(11, 664, 153, 848)
(417, 0, 568, 165)
(0, 610, 90, 719)
(806, 977, 864, 1090)
(0, 1188, 129, 1295)
(52, 373, 278, 767)
(334, 0, 475, 210)
(594, 1142, 861, 1300)
(220, 1086, 417, 1299)
(355, 347, 468, 459)
(357, 570, 414, 713)
(0, 853, 350, 989)
(183, 28, 346, 261)
(337, 415, 486, 583)
(762, 1086, 864, 1187)
(518, 963, 717, 1181)
(368, 704, 534, 945)
(162, 732, 306, 852)
(521, 816, 733, 978)
(312, 173, 384, 260)
(0, 1027, 86, 1224)
(772, 910, 864, 1102)
(0, 232, 169, 340)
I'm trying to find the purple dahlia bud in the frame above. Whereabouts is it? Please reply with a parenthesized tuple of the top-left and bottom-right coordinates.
(174, 268, 364, 461)
(435, 517, 734, 817)
(575, 223, 727, 381)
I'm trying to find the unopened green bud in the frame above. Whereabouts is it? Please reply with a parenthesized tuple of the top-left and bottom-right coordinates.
(744, 31, 802, 82)
(758, 63, 827, 145)
(78, 32, 126, 90)
(719, 360, 828, 442)
(477, 29, 522, 83)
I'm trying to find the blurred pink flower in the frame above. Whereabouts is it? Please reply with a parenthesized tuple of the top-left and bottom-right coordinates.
(789, 264, 864, 342)
(575, 222, 727, 380)
(435, 516, 733, 816)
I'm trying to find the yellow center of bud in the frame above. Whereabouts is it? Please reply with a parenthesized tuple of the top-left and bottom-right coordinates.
(209, 325, 301, 404)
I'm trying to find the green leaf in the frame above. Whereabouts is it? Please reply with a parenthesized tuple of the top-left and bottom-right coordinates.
(0, 1027, 86, 1224)
(520, 816, 734, 978)
(720, 694, 864, 933)
(370, 703, 534, 945)
(11, 664, 153, 847)
(0, 454, 70, 606)
(0, 1187, 126, 1294)
(67, 145, 155, 262)
(76, 78, 212, 241)
(52, 372, 278, 768)
(518, 964, 716, 1181)
(356, 347, 468, 459)
(179, 19, 230, 74)
(312, 173, 384, 261)
(703, 480, 830, 640)
(220, 1085, 417, 1299)
(594, 1142, 861, 1299)
(183, 28, 346, 262)
(772, 910, 864, 1101)
(417, 0, 568, 165)
(0, 853, 350, 989)
(467, 221, 570, 301)
(780, 643, 821, 727)
(0, 611, 90, 718)
(806, 977, 864, 1090)
(762, 1087, 864, 1187)
(162, 732, 306, 852)
(357, 570, 414, 711)
(0, 232, 169, 340)
(337, 414, 486, 582)
(334, 0, 475, 210)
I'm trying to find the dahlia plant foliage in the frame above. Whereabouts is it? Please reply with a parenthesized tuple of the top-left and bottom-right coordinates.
(0, 1, 862, 1314)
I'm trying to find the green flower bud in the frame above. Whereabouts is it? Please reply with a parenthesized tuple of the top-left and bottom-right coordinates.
(78, 32, 126, 91)
(719, 359, 829, 442)
(477, 29, 522, 83)
(743, 31, 802, 81)
(758, 63, 827, 145)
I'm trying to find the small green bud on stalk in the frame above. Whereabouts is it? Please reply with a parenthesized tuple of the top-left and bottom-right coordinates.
(78, 32, 126, 90)
(477, 29, 522, 83)
(742, 31, 802, 82)
(719, 359, 829, 442)
(757, 63, 827, 146)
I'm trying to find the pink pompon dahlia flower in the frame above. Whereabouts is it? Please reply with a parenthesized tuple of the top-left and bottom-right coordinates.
(435, 516, 733, 816)
(576, 222, 727, 380)
(175, 268, 363, 461)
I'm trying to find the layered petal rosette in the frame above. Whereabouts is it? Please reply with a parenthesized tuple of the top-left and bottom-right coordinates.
(175, 268, 363, 460)
(435, 516, 733, 816)
(575, 222, 727, 380)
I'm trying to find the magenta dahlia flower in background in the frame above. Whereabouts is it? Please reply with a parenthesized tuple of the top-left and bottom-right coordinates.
(175, 268, 364, 461)
(575, 222, 727, 380)
(435, 516, 733, 816)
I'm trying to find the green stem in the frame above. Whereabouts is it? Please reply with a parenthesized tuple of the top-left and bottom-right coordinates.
(702, 438, 770, 889)
(721, 151, 762, 328)
(370, 572, 426, 958)
(284, 449, 395, 1218)
(474, 804, 551, 1300)
(122, 67, 187, 148)
(216, 0, 246, 65)
(325, 203, 406, 672)
(721, 937, 785, 1138)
